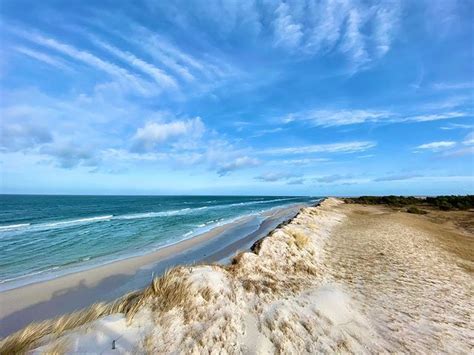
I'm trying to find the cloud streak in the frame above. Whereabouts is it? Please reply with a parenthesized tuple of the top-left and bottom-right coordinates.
(415, 141, 456, 151)
(16, 30, 155, 96)
(280, 109, 469, 127)
(94, 39, 178, 89)
(217, 156, 260, 176)
(374, 174, 422, 182)
(263, 141, 376, 155)
(255, 171, 300, 182)
(14, 46, 72, 71)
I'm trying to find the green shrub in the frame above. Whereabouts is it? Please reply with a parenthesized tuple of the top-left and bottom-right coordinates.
(345, 195, 474, 211)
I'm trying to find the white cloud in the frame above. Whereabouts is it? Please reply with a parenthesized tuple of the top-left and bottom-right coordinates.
(94, 39, 178, 89)
(40, 143, 99, 168)
(132, 117, 205, 152)
(374, 174, 422, 182)
(403, 112, 467, 122)
(217, 156, 260, 176)
(340, 8, 369, 67)
(287, 178, 305, 185)
(304, 0, 347, 52)
(1, 120, 53, 152)
(433, 82, 474, 90)
(441, 147, 474, 157)
(277, 158, 330, 166)
(14, 46, 72, 71)
(314, 174, 352, 183)
(463, 132, 474, 146)
(280, 108, 468, 127)
(131, 24, 236, 82)
(440, 123, 473, 130)
(273, 2, 303, 49)
(255, 171, 299, 182)
(415, 141, 456, 151)
(17, 30, 155, 96)
(373, 1, 401, 58)
(284, 109, 391, 127)
(263, 141, 376, 155)
(251, 127, 284, 137)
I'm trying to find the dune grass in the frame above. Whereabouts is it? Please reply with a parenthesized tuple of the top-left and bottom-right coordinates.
(0, 268, 191, 354)
(0, 200, 323, 354)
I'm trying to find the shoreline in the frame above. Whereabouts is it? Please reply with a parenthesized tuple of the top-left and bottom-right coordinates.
(0, 202, 307, 338)
(2, 198, 472, 353)
(0, 205, 275, 292)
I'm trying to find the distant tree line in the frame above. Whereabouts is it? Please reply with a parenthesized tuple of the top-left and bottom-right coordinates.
(344, 195, 474, 211)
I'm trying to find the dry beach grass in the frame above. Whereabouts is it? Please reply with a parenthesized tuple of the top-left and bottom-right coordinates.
(1, 198, 472, 353)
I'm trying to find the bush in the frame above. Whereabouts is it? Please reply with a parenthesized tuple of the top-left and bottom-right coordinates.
(345, 195, 474, 211)
(406, 206, 427, 215)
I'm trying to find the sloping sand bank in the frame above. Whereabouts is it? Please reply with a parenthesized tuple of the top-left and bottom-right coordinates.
(1, 198, 473, 353)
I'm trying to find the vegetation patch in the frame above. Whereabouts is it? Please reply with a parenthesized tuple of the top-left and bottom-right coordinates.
(345, 195, 474, 211)
(406, 206, 427, 215)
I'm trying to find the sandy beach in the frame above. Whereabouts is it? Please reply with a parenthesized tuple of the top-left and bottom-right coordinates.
(1, 198, 473, 353)
(0, 203, 305, 338)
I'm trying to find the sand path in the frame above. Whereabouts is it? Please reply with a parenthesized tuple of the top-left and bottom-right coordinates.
(325, 204, 474, 353)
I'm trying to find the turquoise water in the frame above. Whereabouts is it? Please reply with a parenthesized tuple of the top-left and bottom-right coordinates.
(0, 195, 317, 287)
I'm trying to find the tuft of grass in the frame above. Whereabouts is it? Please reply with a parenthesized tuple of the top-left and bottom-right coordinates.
(0, 268, 191, 354)
(43, 337, 70, 355)
(141, 332, 155, 354)
(147, 268, 190, 313)
(0, 302, 115, 354)
(287, 228, 310, 249)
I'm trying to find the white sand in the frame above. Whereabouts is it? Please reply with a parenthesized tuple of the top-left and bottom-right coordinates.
(8, 198, 474, 353)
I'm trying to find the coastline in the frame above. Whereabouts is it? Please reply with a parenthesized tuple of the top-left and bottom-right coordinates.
(0, 202, 307, 338)
(1, 198, 472, 353)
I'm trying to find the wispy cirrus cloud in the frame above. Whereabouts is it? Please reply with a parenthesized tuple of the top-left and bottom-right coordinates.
(217, 156, 260, 176)
(13, 29, 156, 96)
(13, 46, 72, 72)
(374, 174, 422, 182)
(281, 109, 390, 127)
(433, 82, 474, 90)
(280, 108, 469, 127)
(263, 141, 376, 155)
(272, 2, 303, 50)
(414, 133, 474, 157)
(149, 0, 401, 71)
(402, 112, 467, 123)
(93, 38, 178, 89)
(415, 141, 457, 151)
(462, 132, 474, 146)
(440, 123, 473, 130)
(339, 9, 369, 67)
(255, 171, 300, 182)
(314, 174, 352, 183)
(277, 158, 330, 166)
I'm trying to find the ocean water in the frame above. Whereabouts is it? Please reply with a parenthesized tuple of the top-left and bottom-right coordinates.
(0, 195, 317, 288)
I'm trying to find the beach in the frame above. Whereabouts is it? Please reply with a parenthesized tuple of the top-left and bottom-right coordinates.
(0, 203, 305, 338)
(1, 198, 473, 353)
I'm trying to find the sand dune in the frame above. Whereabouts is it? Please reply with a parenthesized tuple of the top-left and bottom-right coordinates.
(1, 198, 472, 353)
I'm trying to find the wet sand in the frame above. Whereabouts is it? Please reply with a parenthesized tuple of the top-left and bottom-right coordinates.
(0, 203, 305, 337)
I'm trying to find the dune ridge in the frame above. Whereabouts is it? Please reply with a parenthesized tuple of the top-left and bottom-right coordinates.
(1, 197, 472, 353)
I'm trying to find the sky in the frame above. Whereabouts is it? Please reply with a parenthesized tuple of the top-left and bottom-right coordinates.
(0, 0, 473, 196)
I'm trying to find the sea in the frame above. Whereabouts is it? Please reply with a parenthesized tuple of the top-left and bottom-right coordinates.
(0, 195, 318, 290)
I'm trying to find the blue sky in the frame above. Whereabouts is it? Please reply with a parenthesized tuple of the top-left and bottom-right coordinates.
(0, 0, 473, 196)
